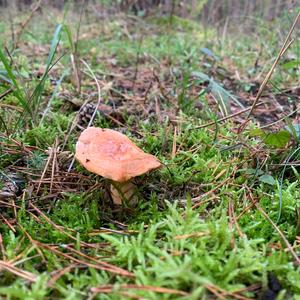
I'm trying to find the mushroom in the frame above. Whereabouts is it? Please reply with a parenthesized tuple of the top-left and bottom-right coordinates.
(75, 127, 161, 205)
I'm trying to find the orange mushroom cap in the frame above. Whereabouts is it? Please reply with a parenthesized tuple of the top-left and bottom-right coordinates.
(75, 127, 161, 182)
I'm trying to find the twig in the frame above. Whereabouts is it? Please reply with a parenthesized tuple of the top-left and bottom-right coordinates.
(0, 234, 5, 259)
(0, 260, 37, 282)
(191, 176, 232, 203)
(48, 264, 79, 287)
(256, 204, 300, 265)
(36, 240, 134, 277)
(90, 284, 189, 296)
(229, 199, 244, 238)
(171, 126, 177, 158)
(0, 88, 12, 100)
(204, 284, 226, 300)
(132, 34, 144, 90)
(192, 101, 264, 130)
(240, 12, 300, 131)
(205, 283, 252, 300)
(258, 106, 300, 130)
(247, 191, 300, 266)
(35, 140, 60, 196)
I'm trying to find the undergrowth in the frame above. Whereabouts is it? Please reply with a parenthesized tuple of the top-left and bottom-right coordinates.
(0, 3, 300, 300)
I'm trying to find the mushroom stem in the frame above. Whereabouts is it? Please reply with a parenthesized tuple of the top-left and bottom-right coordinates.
(110, 181, 137, 206)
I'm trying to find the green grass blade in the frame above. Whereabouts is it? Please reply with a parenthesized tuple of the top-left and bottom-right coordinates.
(0, 71, 12, 84)
(46, 24, 63, 71)
(278, 147, 300, 223)
(39, 68, 69, 125)
(192, 71, 245, 113)
(0, 48, 31, 114)
(28, 24, 63, 119)
(63, 24, 75, 52)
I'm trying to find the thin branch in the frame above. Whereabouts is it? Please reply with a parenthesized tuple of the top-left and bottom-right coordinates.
(256, 204, 300, 266)
(241, 12, 300, 130)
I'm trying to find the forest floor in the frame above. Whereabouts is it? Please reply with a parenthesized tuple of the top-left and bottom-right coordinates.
(0, 4, 300, 300)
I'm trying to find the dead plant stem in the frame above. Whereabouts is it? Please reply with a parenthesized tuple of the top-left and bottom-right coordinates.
(243, 12, 300, 126)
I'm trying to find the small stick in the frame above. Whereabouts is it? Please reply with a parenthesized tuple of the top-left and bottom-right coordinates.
(0, 88, 12, 100)
(256, 204, 300, 266)
(258, 106, 300, 130)
(192, 101, 264, 130)
(191, 176, 232, 203)
(245, 186, 300, 265)
(239, 12, 300, 131)
(0, 233, 5, 259)
(132, 34, 144, 90)
(0, 260, 37, 282)
(171, 126, 177, 158)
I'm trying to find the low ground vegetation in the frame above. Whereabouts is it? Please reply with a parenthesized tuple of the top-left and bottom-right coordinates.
(0, 3, 300, 299)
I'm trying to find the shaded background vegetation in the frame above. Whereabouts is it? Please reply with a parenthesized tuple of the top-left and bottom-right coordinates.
(0, 0, 297, 23)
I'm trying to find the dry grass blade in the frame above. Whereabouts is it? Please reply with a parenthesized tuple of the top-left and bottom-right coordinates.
(0, 88, 12, 100)
(80, 59, 102, 128)
(243, 183, 300, 265)
(48, 264, 79, 286)
(50, 139, 59, 194)
(194, 101, 264, 129)
(35, 241, 134, 277)
(242, 12, 300, 127)
(259, 106, 300, 130)
(1, 2, 299, 297)
(204, 284, 227, 300)
(171, 126, 177, 158)
(0, 260, 37, 282)
(17, 216, 133, 277)
(0, 103, 23, 112)
(0, 214, 16, 232)
(191, 176, 232, 203)
(174, 231, 209, 240)
(71, 0, 87, 94)
(228, 199, 244, 237)
(29, 202, 98, 247)
(255, 204, 300, 266)
(204, 284, 253, 300)
(36, 143, 56, 195)
(90, 284, 190, 296)
(0, 234, 5, 259)
(67, 58, 102, 172)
